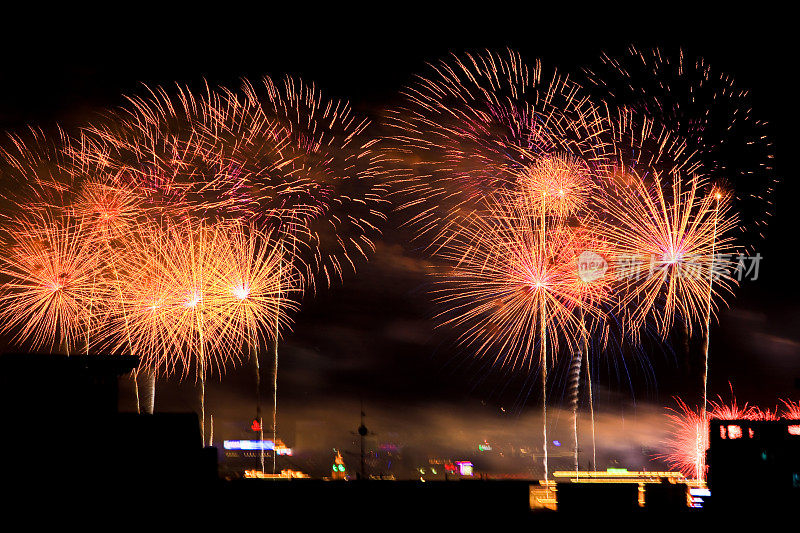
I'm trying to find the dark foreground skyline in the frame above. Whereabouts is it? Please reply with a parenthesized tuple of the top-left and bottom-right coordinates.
(1, 11, 798, 478)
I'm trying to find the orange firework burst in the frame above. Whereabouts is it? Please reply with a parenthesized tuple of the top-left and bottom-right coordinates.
(71, 178, 146, 241)
(516, 153, 596, 220)
(82, 77, 385, 291)
(71, 77, 384, 450)
(97, 219, 299, 379)
(383, 49, 608, 248)
(434, 192, 609, 372)
(212, 221, 301, 354)
(433, 188, 613, 481)
(0, 211, 99, 353)
(596, 171, 739, 338)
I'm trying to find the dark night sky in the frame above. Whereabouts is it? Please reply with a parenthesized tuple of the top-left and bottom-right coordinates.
(1, 9, 798, 474)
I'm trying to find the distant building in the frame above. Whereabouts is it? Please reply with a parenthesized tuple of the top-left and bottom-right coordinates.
(0, 353, 216, 497)
(707, 418, 800, 508)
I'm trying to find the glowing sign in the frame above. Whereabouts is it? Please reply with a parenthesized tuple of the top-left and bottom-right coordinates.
(689, 488, 711, 509)
(577, 251, 608, 282)
(223, 440, 293, 455)
(478, 443, 492, 452)
(552, 440, 561, 447)
(251, 419, 262, 432)
(455, 461, 473, 476)
(224, 440, 274, 451)
(606, 468, 629, 475)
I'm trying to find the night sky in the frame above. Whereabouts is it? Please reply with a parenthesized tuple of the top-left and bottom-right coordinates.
(1, 10, 797, 476)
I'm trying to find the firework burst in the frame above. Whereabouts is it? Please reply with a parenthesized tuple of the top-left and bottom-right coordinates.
(434, 197, 607, 371)
(384, 49, 608, 248)
(585, 45, 777, 252)
(434, 187, 613, 479)
(596, 171, 739, 339)
(0, 211, 99, 354)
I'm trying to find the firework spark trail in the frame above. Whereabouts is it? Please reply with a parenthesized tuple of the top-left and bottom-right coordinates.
(568, 344, 582, 475)
(586, 344, 597, 470)
(751, 406, 780, 421)
(0, 128, 81, 216)
(701, 192, 721, 421)
(781, 400, 800, 420)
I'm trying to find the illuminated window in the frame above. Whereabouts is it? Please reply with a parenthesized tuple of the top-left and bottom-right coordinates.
(788, 425, 800, 436)
(727, 425, 743, 439)
(720, 426, 727, 439)
(748, 428, 755, 439)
